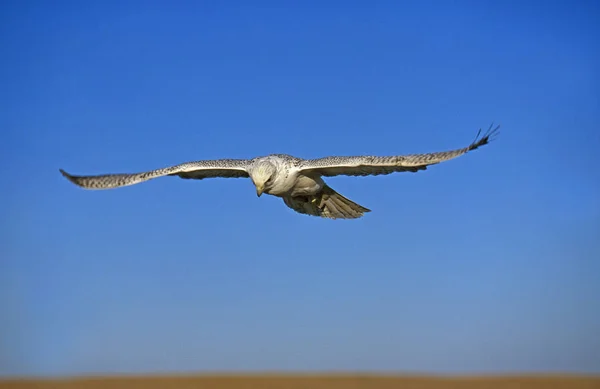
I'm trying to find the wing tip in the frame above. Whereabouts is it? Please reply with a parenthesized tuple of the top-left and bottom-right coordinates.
(59, 168, 72, 180)
(468, 122, 500, 151)
(59, 168, 85, 187)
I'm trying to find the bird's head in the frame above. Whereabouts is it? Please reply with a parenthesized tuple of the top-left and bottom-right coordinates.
(249, 161, 277, 197)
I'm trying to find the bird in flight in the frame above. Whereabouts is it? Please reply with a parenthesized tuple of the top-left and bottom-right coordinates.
(60, 124, 499, 219)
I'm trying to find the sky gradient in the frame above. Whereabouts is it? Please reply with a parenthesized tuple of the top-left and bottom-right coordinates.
(1, 0, 599, 378)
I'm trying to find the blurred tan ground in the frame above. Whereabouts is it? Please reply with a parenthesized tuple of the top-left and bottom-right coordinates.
(2, 375, 599, 389)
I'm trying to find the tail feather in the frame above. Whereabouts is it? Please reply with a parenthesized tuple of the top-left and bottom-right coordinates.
(283, 185, 371, 219)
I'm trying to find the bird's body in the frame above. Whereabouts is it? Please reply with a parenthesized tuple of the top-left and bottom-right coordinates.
(246, 154, 326, 197)
(60, 124, 499, 219)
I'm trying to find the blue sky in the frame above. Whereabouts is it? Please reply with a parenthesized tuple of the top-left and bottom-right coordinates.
(1, 0, 599, 378)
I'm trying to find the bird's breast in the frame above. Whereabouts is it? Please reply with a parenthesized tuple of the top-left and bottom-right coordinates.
(288, 174, 324, 197)
(265, 175, 295, 196)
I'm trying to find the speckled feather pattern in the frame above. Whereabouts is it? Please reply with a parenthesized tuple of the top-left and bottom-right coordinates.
(297, 124, 499, 177)
(60, 124, 498, 218)
(60, 159, 251, 189)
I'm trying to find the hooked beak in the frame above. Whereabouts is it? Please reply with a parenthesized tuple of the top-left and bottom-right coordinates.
(256, 185, 264, 197)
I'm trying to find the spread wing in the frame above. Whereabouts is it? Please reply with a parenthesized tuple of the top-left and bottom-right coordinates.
(59, 159, 251, 190)
(297, 124, 499, 177)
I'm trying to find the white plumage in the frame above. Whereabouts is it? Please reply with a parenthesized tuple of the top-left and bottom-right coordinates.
(60, 124, 499, 219)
